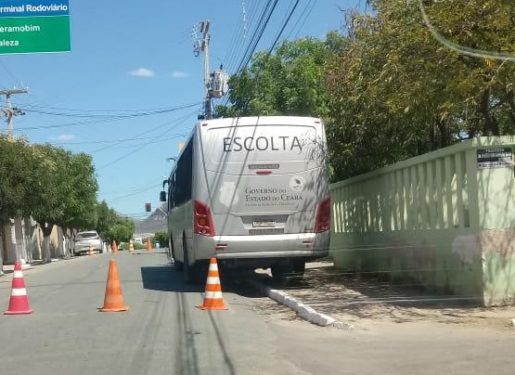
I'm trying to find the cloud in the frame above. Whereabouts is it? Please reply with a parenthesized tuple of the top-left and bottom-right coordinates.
(55, 134, 76, 141)
(129, 68, 155, 78)
(171, 71, 189, 79)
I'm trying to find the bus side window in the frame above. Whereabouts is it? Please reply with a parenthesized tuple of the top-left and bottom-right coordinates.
(174, 139, 193, 206)
(169, 173, 176, 210)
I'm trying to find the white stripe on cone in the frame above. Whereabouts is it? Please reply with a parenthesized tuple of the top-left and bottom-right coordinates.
(13, 271, 23, 278)
(206, 277, 220, 285)
(11, 288, 28, 296)
(208, 263, 219, 272)
(205, 291, 224, 299)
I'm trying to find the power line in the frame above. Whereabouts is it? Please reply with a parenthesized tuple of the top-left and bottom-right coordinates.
(95, 110, 195, 170)
(49, 132, 189, 145)
(107, 183, 163, 201)
(220, 0, 300, 109)
(237, 0, 280, 73)
(14, 101, 193, 114)
(287, 0, 316, 40)
(89, 108, 198, 154)
(224, 0, 263, 74)
(102, 181, 163, 196)
(19, 102, 201, 119)
(267, 0, 300, 54)
(15, 102, 201, 131)
(220, 0, 279, 108)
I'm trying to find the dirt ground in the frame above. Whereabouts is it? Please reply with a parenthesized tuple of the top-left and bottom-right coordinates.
(253, 261, 515, 332)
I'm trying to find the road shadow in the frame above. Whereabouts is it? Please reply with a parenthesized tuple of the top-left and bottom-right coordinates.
(140, 265, 267, 298)
(141, 265, 202, 293)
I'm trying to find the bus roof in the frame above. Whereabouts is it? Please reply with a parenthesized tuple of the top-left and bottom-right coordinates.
(195, 116, 323, 130)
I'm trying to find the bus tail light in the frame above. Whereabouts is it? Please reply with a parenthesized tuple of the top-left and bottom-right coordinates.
(194, 200, 215, 236)
(314, 197, 331, 233)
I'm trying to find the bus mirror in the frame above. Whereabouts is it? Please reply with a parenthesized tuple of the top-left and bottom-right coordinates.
(162, 179, 169, 188)
(159, 191, 167, 202)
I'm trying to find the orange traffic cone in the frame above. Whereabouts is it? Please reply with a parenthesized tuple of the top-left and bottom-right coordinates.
(111, 240, 118, 254)
(146, 239, 152, 252)
(197, 257, 228, 310)
(99, 259, 128, 312)
(129, 240, 134, 254)
(5, 261, 33, 315)
(88, 243, 94, 256)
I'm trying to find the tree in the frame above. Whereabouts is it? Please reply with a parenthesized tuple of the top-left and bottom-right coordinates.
(153, 231, 168, 247)
(95, 201, 135, 245)
(324, 0, 515, 180)
(60, 152, 98, 255)
(29, 144, 98, 261)
(0, 137, 35, 269)
(95, 201, 117, 240)
(0, 136, 34, 225)
(106, 219, 135, 245)
(217, 33, 345, 118)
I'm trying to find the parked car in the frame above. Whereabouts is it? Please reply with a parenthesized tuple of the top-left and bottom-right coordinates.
(73, 231, 103, 255)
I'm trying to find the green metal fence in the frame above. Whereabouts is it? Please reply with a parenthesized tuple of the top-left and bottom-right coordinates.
(330, 136, 515, 306)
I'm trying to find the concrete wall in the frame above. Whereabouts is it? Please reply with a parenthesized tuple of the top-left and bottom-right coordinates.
(330, 136, 515, 306)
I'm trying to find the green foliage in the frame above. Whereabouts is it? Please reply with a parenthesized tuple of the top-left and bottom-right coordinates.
(106, 219, 135, 244)
(28, 144, 98, 236)
(0, 139, 99, 233)
(0, 136, 34, 224)
(95, 200, 135, 244)
(61, 152, 98, 231)
(95, 201, 117, 239)
(1, 137, 136, 255)
(217, 33, 345, 118)
(325, 0, 515, 180)
(153, 231, 169, 247)
(133, 241, 145, 250)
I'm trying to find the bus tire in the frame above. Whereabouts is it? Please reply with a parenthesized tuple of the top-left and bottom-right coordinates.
(166, 237, 172, 261)
(271, 264, 289, 283)
(272, 260, 305, 283)
(291, 259, 306, 276)
(170, 236, 183, 271)
(183, 236, 198, 284)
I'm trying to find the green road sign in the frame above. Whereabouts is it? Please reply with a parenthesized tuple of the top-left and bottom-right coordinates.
(0, 0, 70, 55)
(0, 16, 70, 54)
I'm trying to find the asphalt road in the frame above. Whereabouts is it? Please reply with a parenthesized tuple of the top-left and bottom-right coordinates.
(0, 251, 306, 374)
(1, 251, 514, 375)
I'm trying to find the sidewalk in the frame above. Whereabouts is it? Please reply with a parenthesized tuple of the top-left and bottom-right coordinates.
(0, 256, 81, 275)
(259, 260, 515, 332)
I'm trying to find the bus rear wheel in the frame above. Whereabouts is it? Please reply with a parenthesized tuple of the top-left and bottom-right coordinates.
(170, 237, 183, 270)
(271, 260, 305, 283)
(182, 237, 204, 284)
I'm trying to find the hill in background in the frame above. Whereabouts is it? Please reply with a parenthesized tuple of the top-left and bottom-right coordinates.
(133, 204, 167, 235)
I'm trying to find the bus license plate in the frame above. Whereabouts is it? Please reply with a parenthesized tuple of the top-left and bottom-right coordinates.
(253, 221, 275, 228)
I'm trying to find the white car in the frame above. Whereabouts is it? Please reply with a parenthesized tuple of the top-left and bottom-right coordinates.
(73, 231, 103, 255)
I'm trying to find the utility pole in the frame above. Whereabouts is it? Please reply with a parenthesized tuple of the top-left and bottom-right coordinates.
(0, 88, 29, 269)
(193, 20, 212, 119)
(192, 21, 229, 120)
(1, 88, 28, 140)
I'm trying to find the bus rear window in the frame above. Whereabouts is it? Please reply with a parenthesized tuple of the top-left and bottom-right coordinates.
(202, 125, 323, 174)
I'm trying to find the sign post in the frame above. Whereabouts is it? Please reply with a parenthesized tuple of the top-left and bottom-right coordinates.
(0, 0, 70, 55)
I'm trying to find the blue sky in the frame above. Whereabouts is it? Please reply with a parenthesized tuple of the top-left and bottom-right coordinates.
(1, 0, 361, 219)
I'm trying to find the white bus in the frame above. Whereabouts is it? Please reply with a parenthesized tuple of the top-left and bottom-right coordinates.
(160, 116, 330, 282)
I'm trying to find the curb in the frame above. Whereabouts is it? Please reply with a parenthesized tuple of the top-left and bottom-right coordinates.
(249, 279, 353, 330)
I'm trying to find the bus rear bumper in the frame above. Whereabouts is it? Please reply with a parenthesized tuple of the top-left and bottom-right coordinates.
(193, 232, 330, 266)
